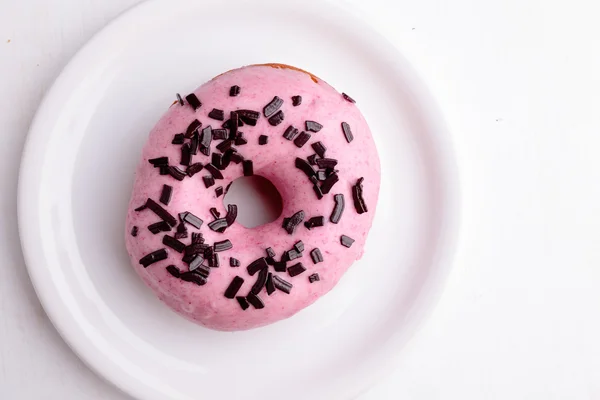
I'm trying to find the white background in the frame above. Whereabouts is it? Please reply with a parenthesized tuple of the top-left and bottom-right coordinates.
(1, 0, 599, 399)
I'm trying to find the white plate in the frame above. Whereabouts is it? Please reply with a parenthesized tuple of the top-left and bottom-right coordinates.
(18, 0, 458, 399)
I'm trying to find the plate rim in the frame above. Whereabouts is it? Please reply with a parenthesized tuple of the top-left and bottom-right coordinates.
(17, 0, 460, 398)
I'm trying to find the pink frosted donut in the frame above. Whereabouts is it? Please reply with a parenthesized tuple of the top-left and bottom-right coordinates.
(125, 64, 380, 331)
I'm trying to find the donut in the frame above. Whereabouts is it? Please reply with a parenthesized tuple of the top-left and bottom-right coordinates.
(125, 64, 380, 331)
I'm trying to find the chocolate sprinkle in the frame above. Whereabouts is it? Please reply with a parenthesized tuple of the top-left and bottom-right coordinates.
(134, 204, 147, 212)
(146, 199, 177, 227)
(320, 173, 339, 194)
(266, 273, 276, 295)
(216, 139, 233, 153)
(230, 152, 244, 164)
(283, 126, 299, 142)
(316, 158, 338, 169)
(330, 194, 345, 224)
(341, 235, 355, 248)
(288, 262, 306, 277)
(181, 212, 203, 229)
(212, 128, 228, 140)
(149, 157, 168, 167)
(204, 163, 224, 179)
(307, 154, 319, 165)
(214, 239, 233, 252)
(237, 109, 260, 126)
(200, 126, 213, 150)
(230, 257, 240, 267)
(176, 93, 184, 106)
(341, 122, 354, 143)
(250, 267, 268, 295)
(309, 273, 320, 283)
(188, 254, 204, 271)
(230, 85, 240, 97)
(210, 207, 220, 219)
(311, 142, 327, 158)
(313, 184, 324, 199)
(310, 248, 324, 264)
(228, 111, 239, 138)
(185, 243, 208, 257)
(203, 175, 215, 188)
(212, 153, 223, 169)
(268, 110, 285, 126)
(186, 119, 202, 137)
(139, 249, 168, 268)
(237, 116, 257, 128)
(286, 249, 302, 261)
(185, 93, 202, 110)
(219, 151, 233, 169)
(172, 133, 185, 145)
(283, 210, 305, 234)
(180, 272, 206, 286)
(292, 95, 302, 106)
(243, 160, 253, 176)
(148, 221, 170, 234)
(222, 118, 241, 131)
(162, 235, 185, 254)
(263, 96, 283, 118)
(316, 171, 327, 181)
(225, 204, 238, 226)
(208, 218, 228, 232)
(208, 108, 225, 121)
(273, 261, 287, 272)
(247, 258, 268, 276)
(258, 135, 268, 145)
(191, 232, 204, 244)
(166, 265, 181, 278)
(352, 177, 368, 214)
(294, 131, 311, 148)
(342, 92, 356, 103)
(195, 264, 211, 278)
(175, 222, 188, 239)
(266, 247, 276, 259)
(131, 226, 138, 237)
(234, 133, 248, 146)
(246, 293, 265, 309)
(224, 276, 244, 299)
(305, 121, 323, 132)
(188, 132, 199, 156)
(294, 241, 305, 253)
(295, 158, 316, 178)
(180, 144, 192, 166)
(168, 166, 187, 181)
(186, 162, 203, 177)
(272, 275, 293, 294)
(304, 216, 325, 229)
(181, 253, 195, 263)
(204, 247, 214, 266)
(235, 297, 249, 311)
(182, 251, 197, 262)
(221, 150, 234, 170)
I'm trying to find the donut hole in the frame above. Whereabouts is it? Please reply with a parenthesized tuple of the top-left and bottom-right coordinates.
(223, 175, 283, 229)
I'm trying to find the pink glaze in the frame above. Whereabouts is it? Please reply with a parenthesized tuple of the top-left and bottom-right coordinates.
(125, 65, 380, 331)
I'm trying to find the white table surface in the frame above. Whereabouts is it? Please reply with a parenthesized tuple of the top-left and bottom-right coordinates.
(2, 0, 600, 399)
